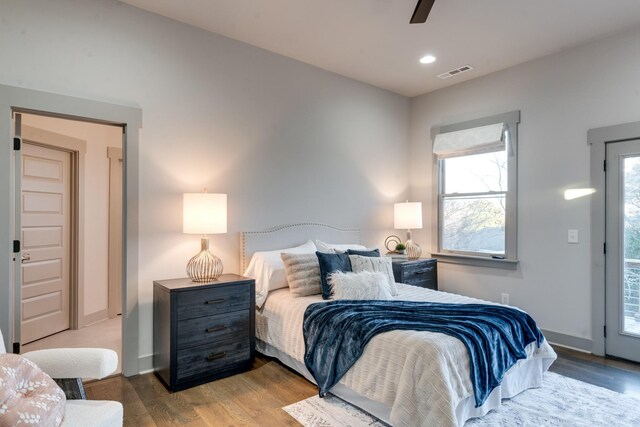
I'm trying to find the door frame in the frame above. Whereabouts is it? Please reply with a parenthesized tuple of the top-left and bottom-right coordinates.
(589, 120, 640, 356)
(21, 125, 87, 331)
(107, 146, 123, 319)
(0, 84, 142, 377)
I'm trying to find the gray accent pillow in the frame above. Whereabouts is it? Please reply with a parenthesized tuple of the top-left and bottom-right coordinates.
(349, 255, 398, 296)
(281, 253, 322, 297)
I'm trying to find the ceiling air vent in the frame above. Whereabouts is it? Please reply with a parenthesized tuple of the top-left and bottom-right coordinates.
(437, 65, 474, 79)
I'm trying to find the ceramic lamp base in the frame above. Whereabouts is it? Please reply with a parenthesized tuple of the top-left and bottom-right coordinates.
(187, 237, 223, 282)
(405, 234, 422, 260)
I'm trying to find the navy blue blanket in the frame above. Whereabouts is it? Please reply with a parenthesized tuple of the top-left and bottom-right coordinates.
(303, 300, 544, 407)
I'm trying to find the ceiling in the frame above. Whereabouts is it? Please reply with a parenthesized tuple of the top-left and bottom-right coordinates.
(120, 0, 640, 97)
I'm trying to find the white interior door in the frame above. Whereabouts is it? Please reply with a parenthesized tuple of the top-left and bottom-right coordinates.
(606, 139, 640, 362)
(21, 142, 71, 344)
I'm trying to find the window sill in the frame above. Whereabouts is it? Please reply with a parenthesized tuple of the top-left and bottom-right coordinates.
(431, 252, 519, 270)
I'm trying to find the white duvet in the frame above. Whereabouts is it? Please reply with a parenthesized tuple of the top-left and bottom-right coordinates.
(256, 284, 557, 427)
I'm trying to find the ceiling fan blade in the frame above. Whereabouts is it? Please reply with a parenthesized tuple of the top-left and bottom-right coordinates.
(410, 0, 436, 24)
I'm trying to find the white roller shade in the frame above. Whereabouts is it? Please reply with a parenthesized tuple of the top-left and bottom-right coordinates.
(433, 123, 505, 159)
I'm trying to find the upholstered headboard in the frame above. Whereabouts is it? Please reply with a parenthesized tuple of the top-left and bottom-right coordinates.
(240, 223, 360, 272)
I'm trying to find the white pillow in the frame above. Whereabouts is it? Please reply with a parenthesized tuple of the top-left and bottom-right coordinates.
(327, 271, 393, 301)
(349, 255, 398, 296)
(315, 240, 367, 253)
(244, 240, 316, 307)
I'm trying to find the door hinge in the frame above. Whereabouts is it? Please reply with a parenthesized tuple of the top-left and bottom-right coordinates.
(12, 342, 20, 354)
(12, 240, 20, 253)
(603, 242, 606, 254)
(13, 137, 21, 151)
(603, 159, 606, 172)
(604, 325, 607, 337)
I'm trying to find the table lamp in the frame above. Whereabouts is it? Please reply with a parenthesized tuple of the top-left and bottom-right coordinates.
(183, 191, 227, 282)
(394, 201, 423, 259)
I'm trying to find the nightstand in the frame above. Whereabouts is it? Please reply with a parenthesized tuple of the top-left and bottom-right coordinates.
(391, 258, 438, 290)
(153, 274, 255, 392)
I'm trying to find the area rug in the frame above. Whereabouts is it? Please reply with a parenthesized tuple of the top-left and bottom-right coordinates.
(283, 372, 640, 426)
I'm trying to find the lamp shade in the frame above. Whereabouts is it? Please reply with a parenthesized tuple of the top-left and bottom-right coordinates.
(394, 202, 422, 230)
(183, 193, 227, 234)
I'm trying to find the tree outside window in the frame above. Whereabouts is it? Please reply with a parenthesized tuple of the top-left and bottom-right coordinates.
(440, 151, 507, 255)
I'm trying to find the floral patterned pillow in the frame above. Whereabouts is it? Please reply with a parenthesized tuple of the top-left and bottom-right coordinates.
(0, 353, 66, 426)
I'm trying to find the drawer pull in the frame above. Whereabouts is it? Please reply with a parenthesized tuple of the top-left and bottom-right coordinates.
(205, 298, 226, 305)
(412, 269, 431, 275)
(206, 352, 227, 361)
(206, 325, 226, 333)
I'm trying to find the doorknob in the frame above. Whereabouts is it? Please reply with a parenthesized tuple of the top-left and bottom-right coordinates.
(21, 253, 31, 263)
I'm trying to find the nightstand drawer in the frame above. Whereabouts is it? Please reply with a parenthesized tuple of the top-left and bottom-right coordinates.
(404, 275, 437, 290)
(392, 258, 438, 290)
(176, 338, 251, 380)
(403, 263, 436, 280)
(177, 310, 250, 349)
(177, 283, 251, 320)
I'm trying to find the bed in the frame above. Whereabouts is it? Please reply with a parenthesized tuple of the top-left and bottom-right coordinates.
(241, 223, 557, 427)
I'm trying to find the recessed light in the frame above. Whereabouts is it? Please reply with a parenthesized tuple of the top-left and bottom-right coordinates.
(419, 55, 436, 64)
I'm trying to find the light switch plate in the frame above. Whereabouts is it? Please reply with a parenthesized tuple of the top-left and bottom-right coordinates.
(568, 229, 579, 244)
(501, 293, 510, 305)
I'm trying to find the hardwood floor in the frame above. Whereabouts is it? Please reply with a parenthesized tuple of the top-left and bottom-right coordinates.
(548, 346, 640, 399)
(85, 356, 316, 426)
(85, 346, 640, 426)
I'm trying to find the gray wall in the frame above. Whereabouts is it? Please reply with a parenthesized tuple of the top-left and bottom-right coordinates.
(409, 26, 640, 344)
(0, 0, 409, 366)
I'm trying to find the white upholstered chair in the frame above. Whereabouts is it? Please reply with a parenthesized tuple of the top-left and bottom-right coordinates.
(0, 329, 123, 427)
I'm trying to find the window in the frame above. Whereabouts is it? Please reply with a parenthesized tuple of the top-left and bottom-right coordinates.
(433, 112, 519, 266)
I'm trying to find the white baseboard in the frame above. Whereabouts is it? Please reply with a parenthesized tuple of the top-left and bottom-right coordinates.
(541, 329, 593, 352)
(138, 354, 154, 374)
(82, 309, 108, 328)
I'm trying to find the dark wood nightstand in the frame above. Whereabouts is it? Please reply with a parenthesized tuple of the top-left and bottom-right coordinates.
(391, 258, 438, 290)
(153, 274, 255, 392)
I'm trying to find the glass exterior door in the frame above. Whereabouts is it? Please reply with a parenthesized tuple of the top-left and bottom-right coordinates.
(622, 156, 640, 336)
(606, 140, 640, 362)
